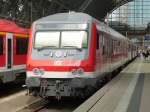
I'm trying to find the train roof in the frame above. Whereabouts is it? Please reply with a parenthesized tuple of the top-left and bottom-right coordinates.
(34, 12, 128, 41)
(95, 20, 128, 41)
(0, 19, 28, 34)
(35, 12, 92, 23)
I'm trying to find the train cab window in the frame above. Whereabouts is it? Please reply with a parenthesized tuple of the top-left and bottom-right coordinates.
(61, 31, 87, 49)
(96, 32, 99, 49)
(16, 38, 28, 55)
(35, 31, 60, 48)
(0, 37, 3, 55)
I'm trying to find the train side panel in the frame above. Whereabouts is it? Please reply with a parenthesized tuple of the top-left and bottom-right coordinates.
(13, 34, 28, 74)
(95, 23, 129, 76)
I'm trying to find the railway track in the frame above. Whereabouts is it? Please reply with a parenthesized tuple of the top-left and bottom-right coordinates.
(18, 98, 85, 112)
(32, 99, 85, 112)
(16, 98, 48, 112)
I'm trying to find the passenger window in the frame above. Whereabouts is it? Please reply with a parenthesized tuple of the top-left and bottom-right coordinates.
(96, 32, 99, 49)
(102, 46, 105, 55)
(16, 38, 28, 55)
(100, 35, 103, 53)
(0, 37, 3, 55)
(102, 35, 106, 55)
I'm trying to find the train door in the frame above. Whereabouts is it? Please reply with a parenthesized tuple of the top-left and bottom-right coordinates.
(6, 33, 13, 69)
(107, 37, 112, 72)
(108, 38, 112, 63)
(0, 35, 5, 68)
(105, 36, 112, 63)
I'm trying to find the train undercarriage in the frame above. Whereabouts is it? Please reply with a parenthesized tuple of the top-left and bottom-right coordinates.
(26, 77, 105, 100)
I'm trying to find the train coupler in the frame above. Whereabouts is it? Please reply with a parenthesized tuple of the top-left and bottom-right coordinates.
(39, 79, 48, 97)
(55, 80, 62, 100)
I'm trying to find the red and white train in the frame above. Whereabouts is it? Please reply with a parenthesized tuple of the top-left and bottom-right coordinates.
(0, 19, 29, 83)
(26, 12, 137, 99)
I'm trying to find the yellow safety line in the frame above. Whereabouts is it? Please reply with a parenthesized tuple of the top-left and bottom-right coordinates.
(0, 32, 28, 38)
(0, 32, 6, 35)
(13, 33, 28, 38)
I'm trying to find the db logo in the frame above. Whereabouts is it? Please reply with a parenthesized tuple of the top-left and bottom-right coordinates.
(54, 61, 62, 66)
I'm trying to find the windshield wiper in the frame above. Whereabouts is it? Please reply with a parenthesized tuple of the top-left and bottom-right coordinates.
(36, 45, 57, 51)
(62, 45, 82, 51)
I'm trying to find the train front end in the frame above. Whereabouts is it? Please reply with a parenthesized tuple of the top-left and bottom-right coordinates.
(26, 14, 96, 99)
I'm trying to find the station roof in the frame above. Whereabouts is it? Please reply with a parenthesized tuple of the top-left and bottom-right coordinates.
(79, 0, 133, 20)
(0, 0, 133, 27)
(37, 0, 134, 21)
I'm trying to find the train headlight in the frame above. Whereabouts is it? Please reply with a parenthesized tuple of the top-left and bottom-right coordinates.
(40, 69, 45, 75)
(71, 68, 84, 75)
(33, 68, 44, 75)
(71, 69, 78, 75)
(77, 68, 84, 75)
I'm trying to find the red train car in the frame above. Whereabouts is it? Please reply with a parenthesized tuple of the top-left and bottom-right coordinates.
(0, 19, 29, 83)
(26, 12, 137, 99)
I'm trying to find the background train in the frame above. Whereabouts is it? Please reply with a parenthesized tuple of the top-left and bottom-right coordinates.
(26, 12, 138, 99)
(0, 19, 29, 83)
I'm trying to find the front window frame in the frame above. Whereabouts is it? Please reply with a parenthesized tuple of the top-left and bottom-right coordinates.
(61, 30, 88, 49)
(33, 30, 89, 50)
(34, 31, 61, 49)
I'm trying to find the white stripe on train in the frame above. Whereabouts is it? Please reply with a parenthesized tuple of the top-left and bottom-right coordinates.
(27, 71, 97, 78)
(0, 64, 26, 72)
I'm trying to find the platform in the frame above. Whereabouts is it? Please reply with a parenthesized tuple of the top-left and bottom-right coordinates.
(74, 58, 150, 112)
